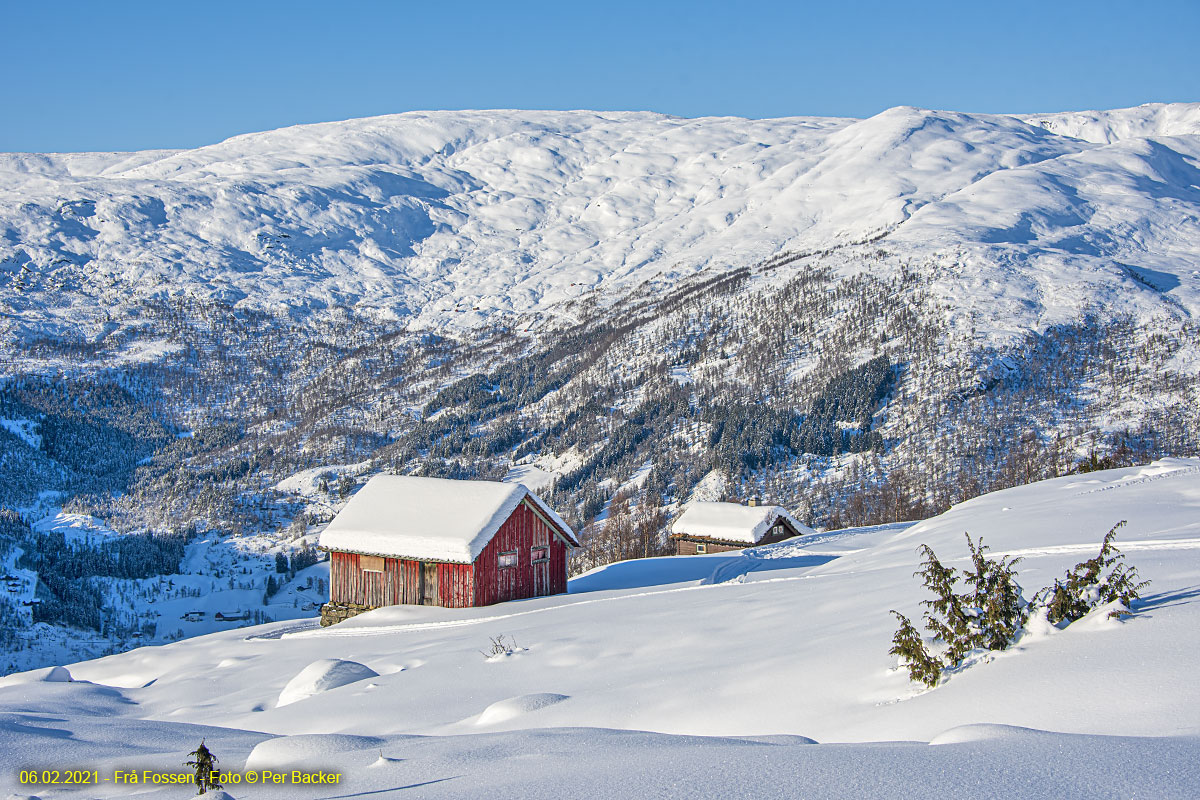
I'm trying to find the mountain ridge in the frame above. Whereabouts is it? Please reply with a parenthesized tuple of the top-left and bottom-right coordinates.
(3, 103, 1199, 343)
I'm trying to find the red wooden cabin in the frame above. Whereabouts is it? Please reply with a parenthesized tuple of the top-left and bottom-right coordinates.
(318, 475, 578, 625)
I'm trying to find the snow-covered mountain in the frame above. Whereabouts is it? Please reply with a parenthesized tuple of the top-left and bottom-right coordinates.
(3, 105, 1200, 678)
(2, 460, 1198, 798)
(3, 103, 1200, 339)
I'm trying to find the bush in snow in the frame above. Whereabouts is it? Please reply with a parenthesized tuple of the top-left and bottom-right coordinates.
(891, 533, 1028, 686)
(894, 522, 1150, 686)
(961, 534, 1027, 651)
(1034, 520, 1149, 624)
(888, 611, 941, 687)
(481, 634, 520, 658)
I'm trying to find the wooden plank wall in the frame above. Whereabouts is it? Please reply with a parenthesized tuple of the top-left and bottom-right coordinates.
(474, 501, 570, 606)
(758, 525, 795, 547)
(330, 551, 363, 604)
(437, 563, 474, 608)
(674, 539, 745, 555)
(329, 551, 475, 608)
(388, 558, 421, 605)
(332, 551, 394, 606)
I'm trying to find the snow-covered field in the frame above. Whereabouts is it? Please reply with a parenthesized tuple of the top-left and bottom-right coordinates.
(2, 459, 1198, 798)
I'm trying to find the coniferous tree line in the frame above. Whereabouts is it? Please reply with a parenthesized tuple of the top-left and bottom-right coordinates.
(16, 527, 186, 631)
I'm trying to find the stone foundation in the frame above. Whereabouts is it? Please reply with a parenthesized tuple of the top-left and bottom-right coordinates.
(319, 601, 375, 627)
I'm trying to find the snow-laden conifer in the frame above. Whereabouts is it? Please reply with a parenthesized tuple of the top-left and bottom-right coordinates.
(888, 610, 941, 687)
(1036, 521, 1150, 623)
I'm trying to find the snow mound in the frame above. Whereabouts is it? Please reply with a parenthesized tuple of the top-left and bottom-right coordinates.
(276, 659, 379, 707)
(369, 754, 403, 767)
(0, 666, 73, 686)
(929, 723, 1055, 745)
(244, 733, 386, 771)
(569, 553, 746, 592)
(1068, 600, 1132, 631)
(477, 693, 570, 726)
(40, 666, 72, 682)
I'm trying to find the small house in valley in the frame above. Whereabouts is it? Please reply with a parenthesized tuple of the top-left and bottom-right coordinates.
(669, 501, 811, 555)
(318, 475, 579, 625)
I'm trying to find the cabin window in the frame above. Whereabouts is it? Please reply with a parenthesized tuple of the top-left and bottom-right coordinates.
(531, 546, 549, 563)
(695, 543, 707, 554)
(498, 551, 518, 568)
(360, 555, 385, 573)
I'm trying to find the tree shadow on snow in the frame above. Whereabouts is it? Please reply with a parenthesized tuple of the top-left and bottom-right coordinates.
(319, 776, 459, 798)
(1132, 585, 1200, 612)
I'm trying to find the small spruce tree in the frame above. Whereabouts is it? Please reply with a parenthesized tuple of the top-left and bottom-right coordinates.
(915, 543, 974, 666)
(962, 534, 1027, 651)
(897, 534, 1029, 683)
(889, 610, 941, 687)
(184, 739, 222, 795)
(1036, 521, 1150, 623)
(894, 522, 1149, 687)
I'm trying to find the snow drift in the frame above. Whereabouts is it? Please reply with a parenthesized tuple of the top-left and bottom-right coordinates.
(276, 659, 379, 707)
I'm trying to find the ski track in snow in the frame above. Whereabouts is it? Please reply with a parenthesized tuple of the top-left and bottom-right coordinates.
(1070, 464, 1200, 495)
(998, 537, 1200, 559)
(276, 572, 813, 640)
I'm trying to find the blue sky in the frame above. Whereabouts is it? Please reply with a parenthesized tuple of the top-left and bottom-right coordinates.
(3, 0, 1197, 152)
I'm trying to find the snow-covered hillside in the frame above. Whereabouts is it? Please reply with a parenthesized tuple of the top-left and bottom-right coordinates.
(2, 104, 1199, 340)
(2, 460, 1197, 797)
(4, 103, 1200, 702)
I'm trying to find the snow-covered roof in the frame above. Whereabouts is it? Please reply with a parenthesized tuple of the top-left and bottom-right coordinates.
(669, 502, 811, 545)
(319, 475, 578, 563)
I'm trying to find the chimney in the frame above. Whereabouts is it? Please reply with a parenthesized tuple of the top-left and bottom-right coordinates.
(747, 497, 758, 507)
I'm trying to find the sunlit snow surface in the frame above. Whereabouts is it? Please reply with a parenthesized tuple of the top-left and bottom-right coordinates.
(2, 459, 1199, 797)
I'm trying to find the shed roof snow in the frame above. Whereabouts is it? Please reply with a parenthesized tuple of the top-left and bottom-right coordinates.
(319, 475, 577, 563)
(670, 502, 811, 545)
